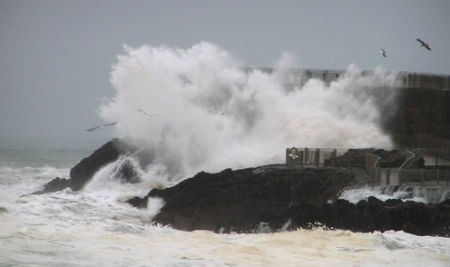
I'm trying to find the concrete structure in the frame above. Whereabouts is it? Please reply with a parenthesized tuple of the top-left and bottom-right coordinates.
(286, 147, 450, 187)
(243, 68, 450, 90)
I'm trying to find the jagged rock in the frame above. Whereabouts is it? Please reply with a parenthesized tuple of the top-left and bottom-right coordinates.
(114, 158, 141, 184)
(69, 138, 137, 190)
(128, 166, 450, 236)
(33, 138, 139, 194)
(31, 177, 70, 195)
(317, 197, 450, 236)
(129, 166, 355, 232)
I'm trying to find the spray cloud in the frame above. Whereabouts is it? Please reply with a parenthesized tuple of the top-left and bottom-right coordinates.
(99, 42, 398, 180)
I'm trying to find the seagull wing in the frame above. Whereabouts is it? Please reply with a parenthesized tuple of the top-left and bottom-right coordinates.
(138, 109, 158, 119)
(86, 121, 117, 132)
(138, 109, 150, 116)
(86, 126, 101, 132)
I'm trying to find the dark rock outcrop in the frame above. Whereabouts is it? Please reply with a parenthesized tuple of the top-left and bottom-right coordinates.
(128, 166, 450, 236)
(69, 138, 137, 190)
(317, 197, 450, 236)
(31, 177, 71, 195)
(129, 166, 355, 232)
(34, 138, 138, 194)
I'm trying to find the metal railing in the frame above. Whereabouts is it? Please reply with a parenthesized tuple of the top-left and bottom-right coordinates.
(286, 147, 450, 187)
(243, 67, 450, 90)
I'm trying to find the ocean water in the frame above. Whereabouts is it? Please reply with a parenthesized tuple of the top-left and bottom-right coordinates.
(1, 42, 448, 266)
(1, 148, 449, 267)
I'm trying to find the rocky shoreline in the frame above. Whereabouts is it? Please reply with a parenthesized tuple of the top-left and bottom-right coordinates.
(33, 139, 450, 237)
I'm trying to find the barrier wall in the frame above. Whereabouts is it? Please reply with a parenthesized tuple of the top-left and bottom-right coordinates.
(286, 147, 450, 187)
(243, 68, 450, 90)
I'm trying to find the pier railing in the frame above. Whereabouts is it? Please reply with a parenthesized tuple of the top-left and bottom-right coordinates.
(244, 68, 450, 90)
(286, 147, 450, 187)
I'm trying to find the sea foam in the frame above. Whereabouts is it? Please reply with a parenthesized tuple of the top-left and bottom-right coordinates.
(99, 42, 399, 181)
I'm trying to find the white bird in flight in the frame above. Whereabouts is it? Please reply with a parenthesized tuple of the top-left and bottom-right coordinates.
(379, 48, 387, 58)
(86, 122, 117, 132)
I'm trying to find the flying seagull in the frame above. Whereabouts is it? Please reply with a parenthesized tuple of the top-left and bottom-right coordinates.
(379, 48, 387, 58)
(416, 38, 431, 51)
(86, 122, 117, 132)
(138, 109, 158, 119)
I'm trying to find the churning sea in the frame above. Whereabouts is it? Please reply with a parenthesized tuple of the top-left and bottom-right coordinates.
(0, 147, 449, 267)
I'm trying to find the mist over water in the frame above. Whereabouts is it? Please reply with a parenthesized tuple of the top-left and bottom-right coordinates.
(99, 42, 399, 180)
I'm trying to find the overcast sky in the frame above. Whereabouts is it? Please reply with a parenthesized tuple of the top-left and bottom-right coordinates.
(1, 0, 449, 149)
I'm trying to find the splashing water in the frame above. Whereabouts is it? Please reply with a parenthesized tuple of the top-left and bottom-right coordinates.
(99, 42, 398, 181)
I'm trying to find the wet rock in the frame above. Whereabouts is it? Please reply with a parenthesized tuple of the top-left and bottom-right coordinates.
(33, 138, 139, 194)
(114, 158, 141, 184)
(69, 138, 137, 190)
(128, 166, 450, 236)
(31, 177, 71, 195)
(130, 166, 355, 232)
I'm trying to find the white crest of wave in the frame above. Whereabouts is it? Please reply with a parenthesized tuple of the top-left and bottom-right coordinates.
(99, 42, 398, 180)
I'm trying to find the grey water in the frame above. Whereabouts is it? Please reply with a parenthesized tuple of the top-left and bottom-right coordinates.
(1, 147, 450, 266)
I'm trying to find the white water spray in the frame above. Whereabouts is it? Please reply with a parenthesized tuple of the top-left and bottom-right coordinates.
(99, 42, 399, 180)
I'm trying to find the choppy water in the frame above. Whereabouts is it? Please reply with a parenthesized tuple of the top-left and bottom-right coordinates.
(1, 149, 449, 267)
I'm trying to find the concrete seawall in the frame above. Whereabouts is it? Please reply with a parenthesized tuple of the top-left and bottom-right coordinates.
(243, 68, 449, 149)
(243, 67, 450, 90)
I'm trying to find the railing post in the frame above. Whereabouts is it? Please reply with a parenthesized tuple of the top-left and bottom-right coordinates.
(370, 164, 374, 187)
(314, 149, 320, 167)
(299, 151, 304, 167)
(331, 149, 336, 167)
(304, 148, 309, 165)
(286, 148, 290, 165)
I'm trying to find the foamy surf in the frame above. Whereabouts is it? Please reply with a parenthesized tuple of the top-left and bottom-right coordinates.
(99, 42, 398, 181)
(1, 161, 449, 267)
(1, 43, 447, 266)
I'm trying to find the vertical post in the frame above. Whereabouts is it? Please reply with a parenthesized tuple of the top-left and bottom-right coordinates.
(370, 163, 374, 187)
(304, 148, 309, 165)
(331, 149, 336, 167)
(298, 151, 304, 167)
(314, 149, 320, 167)
(365, 154, 369, 171)
(286, 148, 290, 165)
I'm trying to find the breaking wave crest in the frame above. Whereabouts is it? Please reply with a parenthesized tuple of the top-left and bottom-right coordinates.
(98, 42, 399, 181)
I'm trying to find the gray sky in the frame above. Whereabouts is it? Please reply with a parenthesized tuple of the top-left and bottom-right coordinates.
(1, 0, 449, 149)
